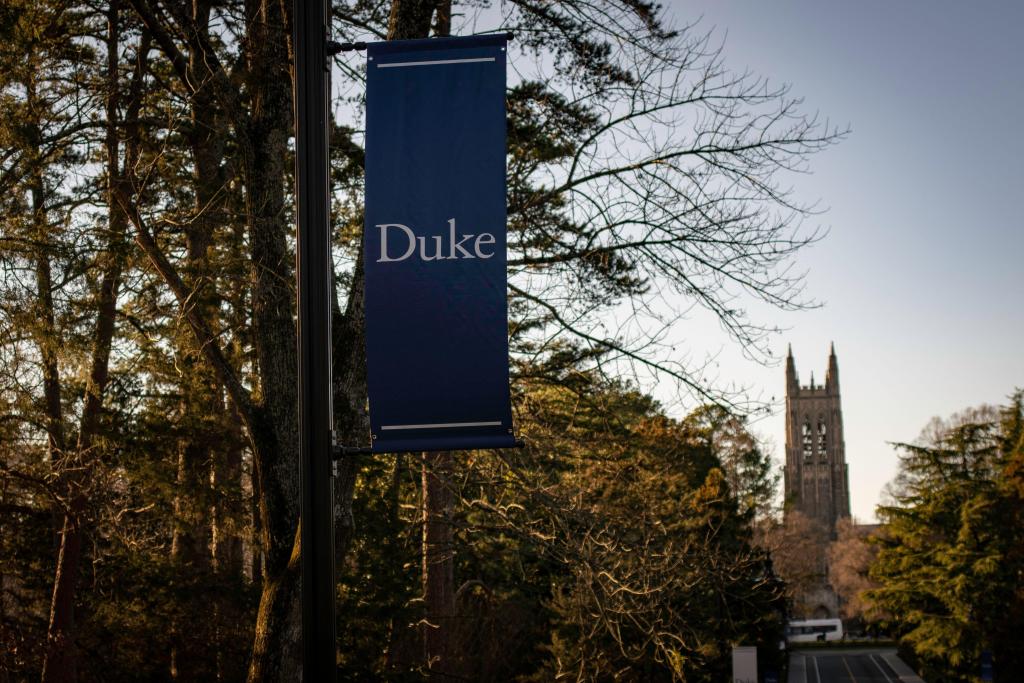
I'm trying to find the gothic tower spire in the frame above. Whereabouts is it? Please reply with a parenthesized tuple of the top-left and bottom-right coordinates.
(826, 342, 839, 393)
(786, 344, 798, 393)
(784, 345, 851, 534)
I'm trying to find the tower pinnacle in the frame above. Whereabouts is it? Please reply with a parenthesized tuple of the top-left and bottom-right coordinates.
(786, 344, 797, 390)
(827, 343, 839, 392)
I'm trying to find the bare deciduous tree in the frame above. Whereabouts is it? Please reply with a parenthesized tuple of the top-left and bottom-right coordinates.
(827, 518, 882, 621)
(757, 511, 829, 617)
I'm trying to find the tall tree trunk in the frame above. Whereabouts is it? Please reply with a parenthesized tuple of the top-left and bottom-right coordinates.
(332, 247, 367, 568)
(121, 1, 303, 677)
(242, 0, 303, 678)
(422, 451, 455, 677)
(225, 198, 253, 588)
(32, 210, 64, 464)
(170, 0, 232, 675)
(25, 66, 67, 556)
(42, 6, 142, 680)
(387, 0, 440, 40)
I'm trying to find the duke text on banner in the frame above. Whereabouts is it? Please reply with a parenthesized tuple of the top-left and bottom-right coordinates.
(363, 35, 516, 453)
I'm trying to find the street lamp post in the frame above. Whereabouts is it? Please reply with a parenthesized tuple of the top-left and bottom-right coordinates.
(293, 0, 336, 679)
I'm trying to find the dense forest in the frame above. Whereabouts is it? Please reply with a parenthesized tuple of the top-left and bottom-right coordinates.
(0, 0, 844, 680)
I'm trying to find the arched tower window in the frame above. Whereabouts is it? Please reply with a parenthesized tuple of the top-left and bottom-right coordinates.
(817, 418, 827, 456)
(802, 421, 813, 460)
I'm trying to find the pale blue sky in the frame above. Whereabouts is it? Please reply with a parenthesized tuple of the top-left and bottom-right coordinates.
(666, 1, 1024, 520)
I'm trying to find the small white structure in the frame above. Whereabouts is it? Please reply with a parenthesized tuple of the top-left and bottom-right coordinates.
(731, 646, 758, 683)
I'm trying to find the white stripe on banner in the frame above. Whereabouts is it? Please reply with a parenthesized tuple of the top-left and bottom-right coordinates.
(378, 57, 496, 69)
(380, 421, 503, 430)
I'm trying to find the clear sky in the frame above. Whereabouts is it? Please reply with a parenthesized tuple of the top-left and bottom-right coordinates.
(660, 1, 1024, 521)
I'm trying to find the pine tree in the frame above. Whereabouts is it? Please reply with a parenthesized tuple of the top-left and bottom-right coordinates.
(869, 394, 1024, 681)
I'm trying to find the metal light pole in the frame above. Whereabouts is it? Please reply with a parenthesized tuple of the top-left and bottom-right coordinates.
(293, 0, 336, 678)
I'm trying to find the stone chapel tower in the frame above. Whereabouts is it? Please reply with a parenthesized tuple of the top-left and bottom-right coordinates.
(784, 344, 851, 535)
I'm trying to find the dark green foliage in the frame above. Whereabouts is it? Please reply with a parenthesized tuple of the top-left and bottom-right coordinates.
(684, 404, 779, 522)
(869, 392, 1024, 683)
(333, 372, 785, 681)
(525, 382, 786, 681)
(335, 453, 422, 678)
(0, 478, 54, 680)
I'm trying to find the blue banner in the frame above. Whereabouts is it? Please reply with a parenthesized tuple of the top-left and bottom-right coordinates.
(363, 35, 516, 453)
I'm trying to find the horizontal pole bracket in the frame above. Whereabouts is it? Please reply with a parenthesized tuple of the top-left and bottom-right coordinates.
(325, 41, 367, 55)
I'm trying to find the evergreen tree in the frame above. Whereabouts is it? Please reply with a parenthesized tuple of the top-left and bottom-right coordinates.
(869, 393, 1024, 682)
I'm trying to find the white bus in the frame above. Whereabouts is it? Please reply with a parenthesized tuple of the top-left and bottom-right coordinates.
(786, 619, 844, 643)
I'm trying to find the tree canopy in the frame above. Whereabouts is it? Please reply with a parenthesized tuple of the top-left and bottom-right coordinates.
(868, 392, 1024, 682)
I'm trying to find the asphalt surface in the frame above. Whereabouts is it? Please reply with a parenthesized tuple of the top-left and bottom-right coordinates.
(788, 649, 924, 683)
